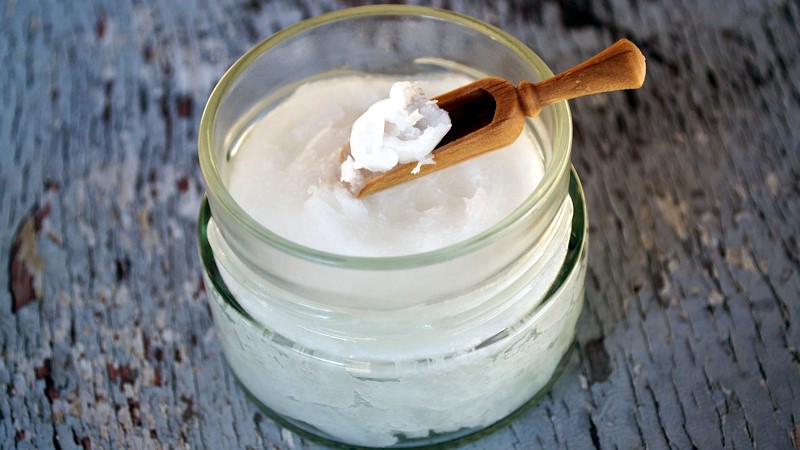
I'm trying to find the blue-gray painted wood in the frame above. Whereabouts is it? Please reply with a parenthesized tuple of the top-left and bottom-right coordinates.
(1, 0, 798, 448)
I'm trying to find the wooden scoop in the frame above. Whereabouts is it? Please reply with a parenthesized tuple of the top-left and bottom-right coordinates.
(345, 38, 646, 198)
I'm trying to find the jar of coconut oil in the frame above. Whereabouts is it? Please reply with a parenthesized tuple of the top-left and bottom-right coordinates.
(198, 5, 588, 448)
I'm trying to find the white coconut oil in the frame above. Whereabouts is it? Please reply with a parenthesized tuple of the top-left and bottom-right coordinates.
(224, 74, 545, 257)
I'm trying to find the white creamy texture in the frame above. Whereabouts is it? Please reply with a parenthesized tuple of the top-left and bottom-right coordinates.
(226, 74, 545, 257)
(341, 81, 451, 182)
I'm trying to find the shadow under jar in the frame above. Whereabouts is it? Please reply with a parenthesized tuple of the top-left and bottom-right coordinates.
(198, 5, 588, 448)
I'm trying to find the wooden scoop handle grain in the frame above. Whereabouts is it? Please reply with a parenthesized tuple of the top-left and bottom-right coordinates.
(517, 38, 646, 116)
(353, 39, 646, 198)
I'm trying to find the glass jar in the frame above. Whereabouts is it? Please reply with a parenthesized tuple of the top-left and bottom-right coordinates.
(198, 5, 588, 448)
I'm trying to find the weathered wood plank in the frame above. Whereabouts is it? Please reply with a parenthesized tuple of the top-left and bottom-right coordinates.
(1, 0, 798, 449)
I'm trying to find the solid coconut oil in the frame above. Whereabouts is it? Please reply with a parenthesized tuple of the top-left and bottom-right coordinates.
(224, 74, 546, 257)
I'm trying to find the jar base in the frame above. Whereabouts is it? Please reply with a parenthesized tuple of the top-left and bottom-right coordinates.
(228, 344, 577, 449)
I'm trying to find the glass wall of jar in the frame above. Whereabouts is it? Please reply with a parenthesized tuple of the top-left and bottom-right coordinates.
(198, 6, 588, 448)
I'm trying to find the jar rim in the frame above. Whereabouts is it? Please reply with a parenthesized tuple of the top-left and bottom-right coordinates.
(198, 5, 573, 269)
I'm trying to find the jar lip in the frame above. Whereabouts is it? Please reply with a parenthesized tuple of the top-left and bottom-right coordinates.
(198, 5, 573, 270)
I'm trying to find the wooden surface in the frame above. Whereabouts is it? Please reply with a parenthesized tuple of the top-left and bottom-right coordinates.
(1, 0, 798, 448)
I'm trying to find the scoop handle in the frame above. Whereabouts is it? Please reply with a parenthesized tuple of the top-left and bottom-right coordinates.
(517, 39, 646, 116)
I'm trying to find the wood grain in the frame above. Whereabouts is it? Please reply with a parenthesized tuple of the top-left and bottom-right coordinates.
(518, 38, 646, 116)
(1, 0, 798, 449)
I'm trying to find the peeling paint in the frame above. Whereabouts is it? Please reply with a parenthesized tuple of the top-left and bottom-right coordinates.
(725, 246, 758, 273)
(655, 194, 689, 241)
(9, 209, 45, 312)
